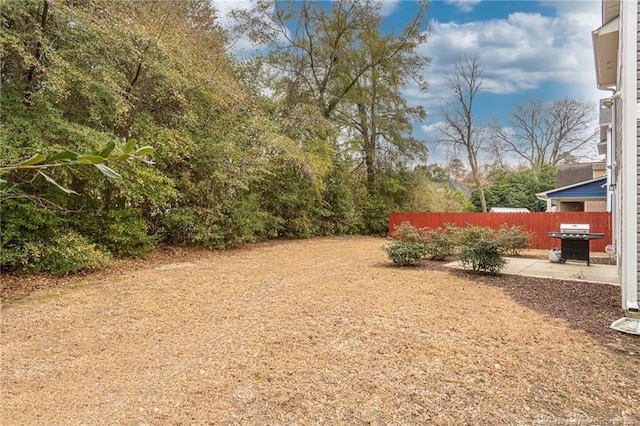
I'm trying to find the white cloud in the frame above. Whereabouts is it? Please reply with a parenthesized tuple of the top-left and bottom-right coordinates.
(444, 0, 482, 13)
(211, 0, 292, 56)
(409, 1, 605, 129)
(376, 0, 401, 17)
(424, 11, 600, 93)
(211, 0, 256, 26)
(419, 122, 448, 162)
(420, 122, 442, 138)
(211, 0, 259, 53)
(211, 0, 606, 161)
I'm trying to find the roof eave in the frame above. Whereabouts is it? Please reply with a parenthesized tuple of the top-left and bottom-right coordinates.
(536, 176, 607, 200)
(592, 17, 619, 89)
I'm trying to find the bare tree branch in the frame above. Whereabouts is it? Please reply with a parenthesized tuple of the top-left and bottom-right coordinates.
(437, 52, 488, 212)
(492, 98, 598, 169)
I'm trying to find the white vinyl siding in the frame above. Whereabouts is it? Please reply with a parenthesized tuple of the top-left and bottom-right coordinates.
(636, 0, 640, 300)
(636, 0, 639, 300)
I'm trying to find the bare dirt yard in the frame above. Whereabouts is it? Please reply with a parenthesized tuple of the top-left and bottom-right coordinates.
(1, 236, 639, 425)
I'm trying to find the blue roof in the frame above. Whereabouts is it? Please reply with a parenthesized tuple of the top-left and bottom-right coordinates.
(540, 176, 607, 200)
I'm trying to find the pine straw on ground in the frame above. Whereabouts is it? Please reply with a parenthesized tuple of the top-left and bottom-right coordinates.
(1, 237, 638, 425)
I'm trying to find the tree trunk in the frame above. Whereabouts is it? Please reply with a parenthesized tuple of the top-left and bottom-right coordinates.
(364, 147, 376, 192)
(468, 152, 487, 212)
(356, 102, 376, 192)
(475, 181, 488, 212)
(24, 0, 49, 102)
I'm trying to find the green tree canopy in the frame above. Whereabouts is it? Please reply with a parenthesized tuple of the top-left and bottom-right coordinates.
(231, 0, 431, 193)
(1, 0, 441, 272)
(471, 166, 557, 212)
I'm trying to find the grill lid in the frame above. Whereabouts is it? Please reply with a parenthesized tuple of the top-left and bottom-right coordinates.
(560, 223, 590, 234)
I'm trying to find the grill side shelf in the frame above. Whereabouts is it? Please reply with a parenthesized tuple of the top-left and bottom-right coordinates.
(547, 232, 605, 240)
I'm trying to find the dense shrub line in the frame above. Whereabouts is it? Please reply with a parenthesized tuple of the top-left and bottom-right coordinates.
(1, 1, 475, 275)
(384, 222, 532, 274)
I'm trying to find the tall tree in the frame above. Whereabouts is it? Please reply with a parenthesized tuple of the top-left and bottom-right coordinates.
(341, 12, 429, 191)
(437, 52, 489, 212)
(492, 98, 598, 169)
(230, 0, 430, 192)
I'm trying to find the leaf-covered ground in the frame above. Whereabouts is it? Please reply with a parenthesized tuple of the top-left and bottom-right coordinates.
(1, 237, 638, 424)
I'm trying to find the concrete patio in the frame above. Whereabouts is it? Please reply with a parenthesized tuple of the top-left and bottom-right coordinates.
(446, 257, 619, 286)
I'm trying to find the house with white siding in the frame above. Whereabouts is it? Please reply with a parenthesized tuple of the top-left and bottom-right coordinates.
(592, 0, 640, 334)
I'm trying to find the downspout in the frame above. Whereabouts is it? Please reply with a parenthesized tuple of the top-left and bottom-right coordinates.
(601, 91, 616, 215)
(603, 91, 619, 256)
(535, 192, 552, 212)
(605, 123, 613, 213)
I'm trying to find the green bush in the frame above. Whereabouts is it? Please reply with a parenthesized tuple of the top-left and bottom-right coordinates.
(362, 193, 390, 236)
(162, 203, 273, 249)
(162, 207, 226, 249)
(386, 222, 509, 272)
(76, 209, 155, 258)
(451, 225, 496, 248)
(1, 199, 64, 270)
(391, 221, 423, 242)
(422, 227, 455, 260)
(451, 225, 508, 274)
(495, 224, 532, 256)
(104, 209, 155, 257)
(384, 240, 426, 266)
(39, 232, 111, 275)
(390, 222, 455, 261)
(457, 235, 507, 275)
(4, 230, 110, 275)
(1, 199, 113, 274)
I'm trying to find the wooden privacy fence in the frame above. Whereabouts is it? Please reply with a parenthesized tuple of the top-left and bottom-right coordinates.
(388, 212, 612, 252)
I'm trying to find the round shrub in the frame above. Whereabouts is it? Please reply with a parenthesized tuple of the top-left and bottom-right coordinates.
(384, 240, 426, 266)
(458, 237, 507, 275)
(422, 227, 455, 260)
(391, 221, 423, 243)
(495, 224, 532, 256)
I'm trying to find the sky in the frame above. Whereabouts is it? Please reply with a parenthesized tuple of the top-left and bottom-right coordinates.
(212, 0, 606, 165)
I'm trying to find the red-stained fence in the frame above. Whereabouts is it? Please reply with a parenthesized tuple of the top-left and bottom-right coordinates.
(389, 212, 612, 252)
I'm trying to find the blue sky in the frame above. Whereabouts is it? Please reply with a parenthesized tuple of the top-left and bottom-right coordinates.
(213, 0, 605, 164)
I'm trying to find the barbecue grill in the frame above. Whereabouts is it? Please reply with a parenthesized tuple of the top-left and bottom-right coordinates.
(547, 223, 605, 266)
